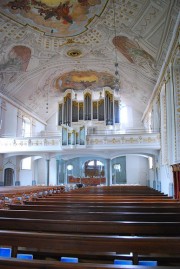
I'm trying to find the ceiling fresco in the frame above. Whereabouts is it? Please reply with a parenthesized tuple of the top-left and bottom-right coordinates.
(55, 71, 115, 91)
(0, 0, 179, 121)
(113, 36, 156, 76)
(1, 0, 108, 37)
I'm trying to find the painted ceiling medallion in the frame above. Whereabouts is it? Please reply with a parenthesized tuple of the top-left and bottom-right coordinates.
(67, 49, 82, 57)
(1, 0, 109, 37)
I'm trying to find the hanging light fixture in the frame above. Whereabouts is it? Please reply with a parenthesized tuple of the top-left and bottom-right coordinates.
(112, 0, 120, 94)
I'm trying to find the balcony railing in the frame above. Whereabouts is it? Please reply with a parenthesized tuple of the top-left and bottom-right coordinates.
(0, 129, 160, 153)
(87, 128, 160, 135)
(0, 132, 62, 153)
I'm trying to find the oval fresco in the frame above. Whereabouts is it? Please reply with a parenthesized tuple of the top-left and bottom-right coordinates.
(55, 71, 115, 91)
(1, 0, 109, 37)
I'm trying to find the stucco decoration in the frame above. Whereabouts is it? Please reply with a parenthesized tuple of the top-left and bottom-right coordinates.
(55, 71, 115, 91)
(2, 0, 108, 37)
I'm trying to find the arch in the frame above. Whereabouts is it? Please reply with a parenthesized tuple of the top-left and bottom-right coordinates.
(111, 154, 152, 186)
(112, 156, 126, 185)
(84, 159, 104, 178)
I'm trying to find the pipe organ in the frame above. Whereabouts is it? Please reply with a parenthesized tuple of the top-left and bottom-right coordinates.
(58, 88, 120, 127)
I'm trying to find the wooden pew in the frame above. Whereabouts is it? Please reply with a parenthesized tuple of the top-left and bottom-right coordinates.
(0, 230, 180, 258)
(0, 258, 174, 269)
(0, 186, 167, 206)
(2, 209, 180, 221)
(28, 197, 175, 203)
(21, 201, 180, 207)
(0, 217, 180, 236)
(0, 185, 65, 209)
(30, 191, 174, 200)
(37, 193, 171, 198)
(0, 186, 63, 198)
(0, 186, 179, 267)
(70, 185, 163, 195)
(11, 204, 180, 212)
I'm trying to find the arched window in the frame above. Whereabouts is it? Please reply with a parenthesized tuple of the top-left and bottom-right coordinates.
(84, 160, 104, 177)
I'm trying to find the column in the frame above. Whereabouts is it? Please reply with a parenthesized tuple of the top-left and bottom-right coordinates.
(61, 160, 68, 185)
(106, 159, 112, 186)
(56, 159, 60, 185)
(46, 159, 50, 186)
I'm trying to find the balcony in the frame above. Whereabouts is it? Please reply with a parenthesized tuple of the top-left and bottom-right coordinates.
(86, 129, 160, 150)
(0, 129, 160, 154)
(0, 132, 62, 153)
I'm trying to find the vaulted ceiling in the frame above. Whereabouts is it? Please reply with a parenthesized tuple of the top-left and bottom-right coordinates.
(0, 0, 179, 122)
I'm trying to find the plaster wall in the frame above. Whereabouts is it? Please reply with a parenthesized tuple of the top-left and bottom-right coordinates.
(126, 155, 149, 185)
(36, 158, 46, 185)
(19, 169, 33, 186)
(160, 165, 173, 196)
(49, 158, 56, 185)
(3, 102, 17, 136)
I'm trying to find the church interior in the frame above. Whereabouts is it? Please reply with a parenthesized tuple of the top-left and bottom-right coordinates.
(0, 0, 179, 196)
(0, 0, 180, 267)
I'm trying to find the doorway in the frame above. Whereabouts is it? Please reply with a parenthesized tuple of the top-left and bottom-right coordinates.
(4, 168, 14, 186)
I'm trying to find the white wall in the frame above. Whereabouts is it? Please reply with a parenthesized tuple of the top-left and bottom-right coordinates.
(3, 102, 17, 136)
(19, 170, 33, 186)
(149, 169, 155, 188)
(160, 165, 173, 196)
(34, 120, 46, 136)
(126, 155, 149, 185)
(34, 157, 57, 185)
(36, 158, 46, 185)
(46, 112, 57, 132)
(49, 158, 56, 185)
(120, 106, 144, 130)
